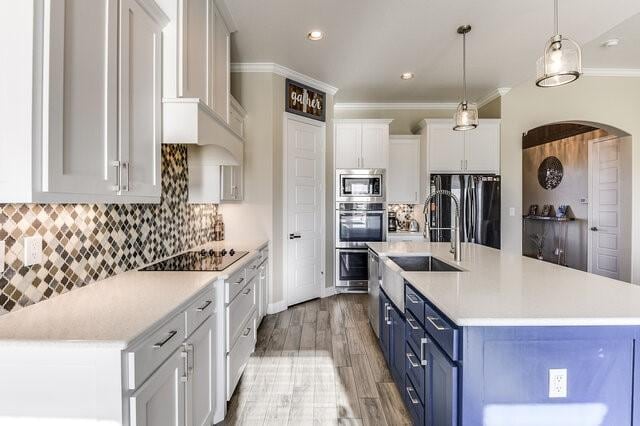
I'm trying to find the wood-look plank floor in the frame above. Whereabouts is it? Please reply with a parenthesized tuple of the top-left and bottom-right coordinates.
(225, 294, 412, 426)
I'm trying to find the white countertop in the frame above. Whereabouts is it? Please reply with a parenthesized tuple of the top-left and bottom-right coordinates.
(0, 239, 268, 346)
(368, 241, 640, 327)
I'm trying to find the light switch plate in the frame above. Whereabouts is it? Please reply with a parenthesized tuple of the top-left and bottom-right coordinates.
(0, 241, 4, 273)
(549, 368, 567, 398)
(23, 236, 43, 266)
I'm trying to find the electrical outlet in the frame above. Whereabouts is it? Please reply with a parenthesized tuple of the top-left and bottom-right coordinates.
(509, 207, 516, 217)
(0, 241, 4, 273)
(549, 368, 567, 398)
(23, 236, 43, 266)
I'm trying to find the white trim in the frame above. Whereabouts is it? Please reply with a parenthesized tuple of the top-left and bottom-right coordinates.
(267, 300, 287, 315)
(333, 118, 394, 124)
(583, 68, 640, 78)
(321, 286, 336, 299)
(230, 62, 339, 95)
(213, 0, 237, 33)
(334, 102, 458, 111)
(282, 112, 327, 309)
(476, 87, 511, 108)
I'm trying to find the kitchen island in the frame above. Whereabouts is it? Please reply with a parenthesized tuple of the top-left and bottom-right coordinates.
(367, 241, 640, 426)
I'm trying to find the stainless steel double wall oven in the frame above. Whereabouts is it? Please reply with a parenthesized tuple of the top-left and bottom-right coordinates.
(335, 169, 386, 292)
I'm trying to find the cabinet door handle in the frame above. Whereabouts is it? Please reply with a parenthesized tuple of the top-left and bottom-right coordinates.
(461, 160, 464, 171)
(407, 294, 421, 304)
(465, 159, 468, 170)
(196, 300, 212, 312)
(406, 352, 420, 368)
(407, 317, 420, 330)
(242, 327, 252, 337)
(386, 305, 392, 325)
(180, 349, 189, 382)
(153, 330, 177, 349)
(426, 316, 449, 331)
(406, 386, 420, 405)
(420, 337, 429, 366)
(235, 278, 244, 286)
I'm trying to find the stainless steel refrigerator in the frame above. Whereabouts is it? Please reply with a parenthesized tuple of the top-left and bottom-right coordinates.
(428, 174, 501, 249)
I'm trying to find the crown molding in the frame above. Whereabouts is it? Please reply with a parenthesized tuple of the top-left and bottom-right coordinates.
(334, 102, 458, 110)
(476, 87, 511, 108)
(583, 68, 640, 77)
(230, 62, 339, 95)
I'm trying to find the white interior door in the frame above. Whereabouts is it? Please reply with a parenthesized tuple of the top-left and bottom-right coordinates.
(589, 137, 622, 280)
(285, 115, 325, 306)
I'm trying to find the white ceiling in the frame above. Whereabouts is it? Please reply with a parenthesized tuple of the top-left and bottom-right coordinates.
(226, 0, 640, 102)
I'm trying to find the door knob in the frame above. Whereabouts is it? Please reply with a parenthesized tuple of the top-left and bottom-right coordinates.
(590, 227, 598, 231)
(289, 233, 301, 239)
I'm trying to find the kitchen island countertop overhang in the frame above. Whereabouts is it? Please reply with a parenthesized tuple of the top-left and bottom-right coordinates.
(368, 241, 640, 327)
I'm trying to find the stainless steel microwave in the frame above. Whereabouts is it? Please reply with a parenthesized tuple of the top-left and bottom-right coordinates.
(336, 169, 385, 202)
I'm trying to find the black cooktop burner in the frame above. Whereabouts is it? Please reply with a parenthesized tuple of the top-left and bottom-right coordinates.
(141, 248, 249, 272)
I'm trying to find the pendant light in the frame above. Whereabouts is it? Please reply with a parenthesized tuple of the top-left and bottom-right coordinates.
(535, 0, 582, 87)
(453, 25, 478, 131)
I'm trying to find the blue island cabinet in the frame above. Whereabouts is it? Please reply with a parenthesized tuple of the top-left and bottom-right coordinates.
(399, 281, 640, 426)
(378, 289, 406, 390)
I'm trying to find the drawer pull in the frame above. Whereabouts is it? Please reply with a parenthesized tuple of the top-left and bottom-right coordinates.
(407, 294, 421, 304)
(242, 327, 252, 337)
(152, 330, 177, 349)
(426, 316, 449, 331)
(234, 278, 245, 285)
(406, 352, 420, 368)
(251, 264, 258, 270)
(406, 386, 420, 405)
(407, 317, 420, 330)
(196, 300, 212, 312)
(242, 287, 252, 295)
(420, 337, 429, 366)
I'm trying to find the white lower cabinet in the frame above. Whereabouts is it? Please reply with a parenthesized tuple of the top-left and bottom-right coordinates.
(185, 317, 215, 426)
(130, 349, 186, 426)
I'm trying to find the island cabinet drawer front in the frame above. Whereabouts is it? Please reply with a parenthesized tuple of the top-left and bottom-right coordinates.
(226, 278, 257, 351)
(405, 286, 425, 325)
(127, 313, 186, 390)
(227, 312, 257, 399)
(404, 380, 425, 426)
(245, 255, 262, 281)
(423, 301, 459, 361)
(405, 343, 425, 404)
(226, 268, 247, 304)
(405, 311, 427, 356)
(185, 289, 215, 338)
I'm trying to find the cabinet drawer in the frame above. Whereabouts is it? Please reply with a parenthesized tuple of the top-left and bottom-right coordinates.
(424, 300, 459, 361)
(405, 310, 426, 356)
(405, 343, 425, 404)
(226, 277, 256, 351)
(245, 255, 262, 281)
(405, 285, 425, 326)
(404, 378, 424, 426)
(126, 313, 186, 390)
(226, 267, 247, 304)
(226, 312, 257, 399)
(185, 287, 215, 338)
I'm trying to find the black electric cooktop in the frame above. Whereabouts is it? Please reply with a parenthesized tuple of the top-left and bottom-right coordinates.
(141, 248, 249, 272)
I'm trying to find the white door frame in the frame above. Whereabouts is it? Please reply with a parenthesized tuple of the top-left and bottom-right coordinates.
(282, 112, 326, 308)
(587, 135, 623, 277)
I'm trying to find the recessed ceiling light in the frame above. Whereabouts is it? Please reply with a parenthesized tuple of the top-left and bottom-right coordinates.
(307, 30, 324, 41)
(401, 72, 414, 80)
(601, 38, 620, 47)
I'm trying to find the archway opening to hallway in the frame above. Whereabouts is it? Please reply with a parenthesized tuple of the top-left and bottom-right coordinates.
(521, 121, 632, 282)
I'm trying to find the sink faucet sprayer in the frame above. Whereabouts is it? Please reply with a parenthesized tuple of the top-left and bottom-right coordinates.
(423, 190, 462, 262)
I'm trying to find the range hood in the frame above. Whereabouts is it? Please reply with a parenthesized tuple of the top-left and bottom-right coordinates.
(162, 98, 244, 165)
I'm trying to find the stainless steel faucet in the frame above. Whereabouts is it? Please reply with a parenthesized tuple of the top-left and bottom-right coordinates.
(423, 190, 462, 262)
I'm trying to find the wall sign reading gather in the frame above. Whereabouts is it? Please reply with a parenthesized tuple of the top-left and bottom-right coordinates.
(286, 79, 326, 122)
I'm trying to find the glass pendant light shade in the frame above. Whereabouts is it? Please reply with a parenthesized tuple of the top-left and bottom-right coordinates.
(453, 25, 477, 131)
(535, 0, 582, 88)
(453, 101, 478, 131)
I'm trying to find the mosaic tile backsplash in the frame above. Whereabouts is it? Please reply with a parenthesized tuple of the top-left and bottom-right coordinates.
(0, 145, 221, 315)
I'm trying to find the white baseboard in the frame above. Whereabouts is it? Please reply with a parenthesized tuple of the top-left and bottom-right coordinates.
(267, 300, 287, 314)
(321, 286, 336, 298)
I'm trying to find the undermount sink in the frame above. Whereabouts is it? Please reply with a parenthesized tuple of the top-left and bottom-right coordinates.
(388, 256, 463, 272)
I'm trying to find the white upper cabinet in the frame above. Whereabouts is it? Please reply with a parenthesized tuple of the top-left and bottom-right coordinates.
(334, 119, 392, 169)
(0, 0, 167, 203)
(388, 136, 420, 204)
(213, 8, 230, 121)
(418, 119, 501, 174)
